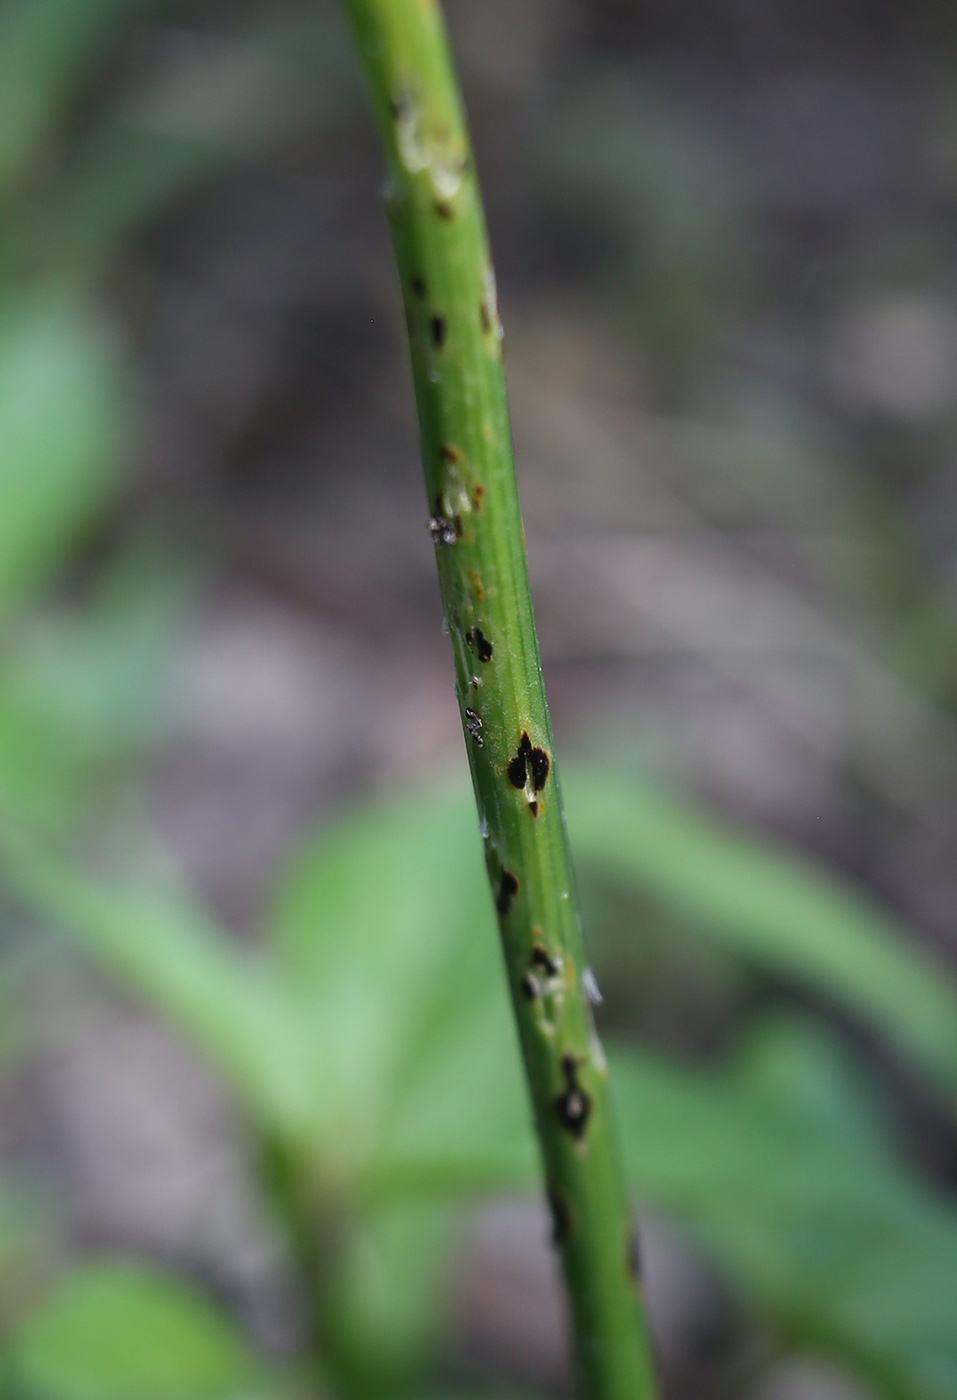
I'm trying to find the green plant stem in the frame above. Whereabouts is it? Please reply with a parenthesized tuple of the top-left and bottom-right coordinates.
(338, 3, 658, 1397)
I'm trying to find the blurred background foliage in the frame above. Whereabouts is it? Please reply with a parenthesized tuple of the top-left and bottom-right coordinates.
(0, 1, 956, 1399)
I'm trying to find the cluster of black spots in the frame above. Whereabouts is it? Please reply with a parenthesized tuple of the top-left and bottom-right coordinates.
(434, 199, 454, 220)
(466, 626, 493, 663)
(554, 1053, 591, 1140)
(507, 731, 550, 793)
(496, 869, 519, 916)
(548, 1186, 572, 1245)
(521, 971, 539, 1000)
(428, 512, 460, 546)
(464, 707, 483, 747)
(430, 314, 446, 348)
(531, 943, 559, 977)
(411, 274, 426, 299)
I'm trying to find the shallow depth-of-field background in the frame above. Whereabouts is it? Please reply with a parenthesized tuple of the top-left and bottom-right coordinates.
(1, 2, 957, 1399)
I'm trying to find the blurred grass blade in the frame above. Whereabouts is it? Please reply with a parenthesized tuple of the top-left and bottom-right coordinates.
(565, 768, 957, 1096)
(1, 832, 313, 1140)
(612, 1023, 957, 1400)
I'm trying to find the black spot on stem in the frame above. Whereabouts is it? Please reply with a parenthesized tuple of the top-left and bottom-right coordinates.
(428, 513, 460, 546)
(531, 944, 559, 977)
(496, 869, 519, 916)
(434, 199, 454, 219)
(430, 314, 446, 348)
(466, 627, 493, 663)
(507, 732, 550, 792)
(554, 1053, 591, 1140)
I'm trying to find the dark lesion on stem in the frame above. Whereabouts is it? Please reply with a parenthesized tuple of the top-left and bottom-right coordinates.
(531, 942, 559, 976)
(507, 731, 550, 792)
(555, 1052, 591, 1140)
(496, 868, 519, 916)
(466, 626, 493, 662)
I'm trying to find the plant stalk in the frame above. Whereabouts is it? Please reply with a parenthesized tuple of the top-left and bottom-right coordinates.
(338, 3, 658, 1396)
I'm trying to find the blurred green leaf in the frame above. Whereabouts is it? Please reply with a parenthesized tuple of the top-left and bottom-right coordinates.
(0, 290, 127, 607)
(10, 1259, 262, 1400)
(613, 1022, 957, 1400)
(2, 835, 315, 1145)
(0, 538, 194, 830)
(0, 0, 152, 190)
(565, 768, 957, 1097)
(272, 789, 534, 1194)
(320, 1202, 458, 1399)
(10, 776, 957, 1400)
